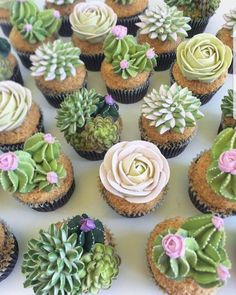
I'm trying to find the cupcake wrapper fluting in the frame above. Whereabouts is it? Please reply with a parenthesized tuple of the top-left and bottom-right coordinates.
(58, 16, 73, 37)
(76, 149, 107, 161)
(0, 22, 12, 37)
(80, 53, 104, 72)
(0, 111, 45, 152)
(10, 65, 24, 86)
(228, 58, 233, 74)
(17, 51, 32, 69)
(154, 51, 176, 72)
(0, 235, 18, 283)
(188, 16, 210, 38)
(116, 11, 144, 36)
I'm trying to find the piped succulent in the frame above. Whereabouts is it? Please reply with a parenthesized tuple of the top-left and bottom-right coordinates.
(223, 8, 236, 36)
(221, 89, 235, 118)
(0, 37, 13, 81)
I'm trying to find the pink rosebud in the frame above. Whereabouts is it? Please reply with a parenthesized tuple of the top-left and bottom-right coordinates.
(44, 133, 55, 144)
(218, 149, 236, 175)
(146, 48, 155, 59)
(105, 94, 114, 105)
(0, 152, 19, 171)
(212, 216, 224, 231)
(217, 264, 230, 282)
(53, 10, 60, 19)
(46, 172, 58, 184)
(120, 59, 129, 70)
(111, 25, 127, 40)
(24, 24, 33, 32)
(80, 218, 96, 232)
(162, 234, 185, 259)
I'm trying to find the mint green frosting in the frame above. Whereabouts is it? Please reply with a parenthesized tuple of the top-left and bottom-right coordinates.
(207, 128, 236, 200)
(221, 89, 235, 118)
(176, 33, 232, 83)
(223, 8, 236, 36)
(11, 0, 38, 26)
(137, 5, 191, 42)
(114, 0, 133, 4)
(142, 83, 204, 134)
(0, 0, 14, 10)
(38, 9, 61, 36)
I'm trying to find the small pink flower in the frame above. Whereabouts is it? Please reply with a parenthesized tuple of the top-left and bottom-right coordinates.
(46, 172, 58, 184)
(111, 25, 127, 40)
(44, 133, 55, 144)
(24, 24, 33, 32)
(0, 152, 19, 171)
(146, 48, 155, 59)
(217, 264, 230, 282)
(162, 234, 185, 259)
(105, 95, 114, 105)
(212, 216, 224, 231)
(218, 149, 236, 175)
(53, 10, 60, 19)
(80, 218, 96, 232)
(120, 60, 129, 70)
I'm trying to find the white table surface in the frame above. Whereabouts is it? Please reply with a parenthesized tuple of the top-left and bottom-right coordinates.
(0, 0, 235, 294)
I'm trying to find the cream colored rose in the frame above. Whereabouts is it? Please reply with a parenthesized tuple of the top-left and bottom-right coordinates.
(99, 141, 170, 203)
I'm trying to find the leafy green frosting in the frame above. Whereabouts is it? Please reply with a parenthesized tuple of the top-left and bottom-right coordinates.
(22, 224, 85, 295)
(207, 128, 236, 200)
(114, 0, 133, 4)
(223, 8, 236, 36)
(221, 89, 235, 118)
(142, 83, 204, 134)
(0, 57, 13, 81)
(137, 5, 191, 41)
(11, 0, 38, 26)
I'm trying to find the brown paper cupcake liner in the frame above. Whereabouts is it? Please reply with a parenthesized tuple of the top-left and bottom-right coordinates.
(117, 12, 144, 36)
(0, 22, 12, 37)
(218, 122, 223, 134)
(154, 51, 176, 72)
(228, 58, 233, 74)
(10, 65, 24, 86)
(80, 53, 104, 72)
(58, 16, 73, 37)
(188, 16, 210, 38)
(17, 50, 33, 69)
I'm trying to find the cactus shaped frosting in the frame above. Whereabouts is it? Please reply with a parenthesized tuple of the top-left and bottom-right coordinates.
(22, 224, 85, 295)
(96, 95, 119, 121)
(223, 8, 236, 36)
(207, 128, 236, 200)
(81, 243, 120, 294)
(142, 83, 204, 134)
(137, 4, 191, 41)
(30, 40, 84, 81)
(221, 89, 235, 118)
(11, 0, 38, 25)
(68, 214, 105, 252)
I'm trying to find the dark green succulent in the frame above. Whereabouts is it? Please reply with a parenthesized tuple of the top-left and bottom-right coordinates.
(0, 57, 13, 81)
(0, 37, 11, 58)
(96, 95, 120, 122)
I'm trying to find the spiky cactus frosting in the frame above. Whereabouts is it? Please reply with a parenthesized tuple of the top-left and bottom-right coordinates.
(22, 215, 120, 295)
(142, 83, 204, 134)
(152, 214, 231, 288)
(221, 89, 236, 119)
(223, 8, 236, 37)
(137, 4, 191, 42)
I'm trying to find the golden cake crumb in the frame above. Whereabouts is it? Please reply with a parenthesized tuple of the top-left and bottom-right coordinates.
(72, 33, 103, 54)
(106, 0, 148, 18)
(216, 28, 233, 51)
(0, 8, 10, 21)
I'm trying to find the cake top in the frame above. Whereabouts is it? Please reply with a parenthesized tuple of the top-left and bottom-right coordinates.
(30, 40, 84, 81)
(176, 33, 232, 83)
(221, 89, 235, 118)
(152, 214, 231, 288)
(223, 8, 236, 36)
(0, 0, 14, 10)
(70, 1, 117, 44)
(142, 83, 204, 134)
(0, 223, 5, 252)
(137, 4, 191, 42)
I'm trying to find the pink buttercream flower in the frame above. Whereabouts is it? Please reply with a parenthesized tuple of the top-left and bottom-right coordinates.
(111, 25, 127, 40)
(146, 48, 155, 59)
(80, 218, 96, 232)
(105, 94, 114, 105)
(218, 149, 236, 175)
(53, 10, 61, 19)
(24, 24, 33, 32)
(120, 60, 129, 70)
(46, 172, 58, 184)
(212, 216, 224, 231)
(0, 152, 19, 171)
(44, 133, 55, 144)
(217, 264, 230, 282)
(162, 234, 185, 259)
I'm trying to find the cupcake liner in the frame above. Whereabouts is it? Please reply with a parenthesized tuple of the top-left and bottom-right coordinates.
(228, 58, 233, 74)
(117, 12, 143, 36)
(0, 235, 18, 283)
(30, 179, 75, 212)
(10, 65, 24, 86)
(218, 122, 223, 134)
(58, 16, 73, 37)
(0, 22, 12, 37)
(17, 51, 32, 69)
(80, 53, 104, 72)
(76, 149, 107, 161)
(188, 16, 210, 38)
(0, 111, 44, 152)
(106, 77, 150, 104)
(154, 51, 176, 72)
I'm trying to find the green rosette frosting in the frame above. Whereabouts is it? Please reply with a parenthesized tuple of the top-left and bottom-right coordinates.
(38, 9, 61, 36)
(176, 33, 232, 83)
(24, 133, 61, 163)
(114, 0, 133, 4)
(11, 0, 38, 26)
(221, 89, 235, 118)
(223, 8, 236, 36)
(142, 83, 204, 134)
(22, 224, 85, 295)
(81, 243, 120, 294)
(137, 5, 191, 42)
(207, 128, 236, 200)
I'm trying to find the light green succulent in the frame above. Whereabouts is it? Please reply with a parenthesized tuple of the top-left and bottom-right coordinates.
(221, 89, 235, 118)
(11, 0, 38, 26)
(0, 57, 13, 81)
(223, 8, 236, 36)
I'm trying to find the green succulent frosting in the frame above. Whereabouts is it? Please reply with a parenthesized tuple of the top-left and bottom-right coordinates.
(47, 0, 75, 5)
(137, 5, 191, 41)
(142, 83, 204, 134)
(112, 53, 139, 79)
(11, 0, 38, 26)
(114, 0, 133, 5)
(22, 224, 85, 295)
(81, 243, 120, 294)
(207, 128, 236, 200)
(38, 9, 61, 36)
(0, 0, 14, 10)
(0, 38, 11, 58)
(31, 40, 83, 81)
(24, 133, 61, 163)
(221, 89, 235, 118)
(223, 8, 236, 36)
(0, 57, 13, 81)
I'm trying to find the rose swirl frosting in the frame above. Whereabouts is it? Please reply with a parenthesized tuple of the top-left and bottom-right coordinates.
(99, 141, 170, 203)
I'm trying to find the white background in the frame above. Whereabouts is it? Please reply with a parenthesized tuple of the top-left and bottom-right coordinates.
(0, 0, 235, 294)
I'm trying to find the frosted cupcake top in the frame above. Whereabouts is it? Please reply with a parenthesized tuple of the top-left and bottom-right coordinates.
(0, 0, 14, 10)
(0, 81, 32, 132)
(47, 0, 75, 4)
(99, 140, 170, 203)
(223, 8, 236, 36)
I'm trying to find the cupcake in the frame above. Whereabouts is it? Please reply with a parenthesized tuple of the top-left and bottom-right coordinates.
(45, 0, 80, 37)
(105, 0, 148, 36)
(30, 39, 87, 108)
(9, 0, 61, 69)
(0, 0, 13, 37)
(99, 140, 170, 217)
(22, 214, 120, 294)
(189, 127, 236, 217)
(57, 88, 122, 160)
(0, 132, 75, 212)
(0, 81, 44, 152)
(0, 220, 18, 282)
(137, 4, 191, 71)
(101, 25, 156, 104)
(216, 8, 236, 74)
(218, 89, 236, 133)
(147, 214, 231, 294)
(171, 33, 232, 105)
(0, 37, 23, 85)
(70, 1, 117, 71)
(140, 83, 204, 158)
(164, 0, 221, 37)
